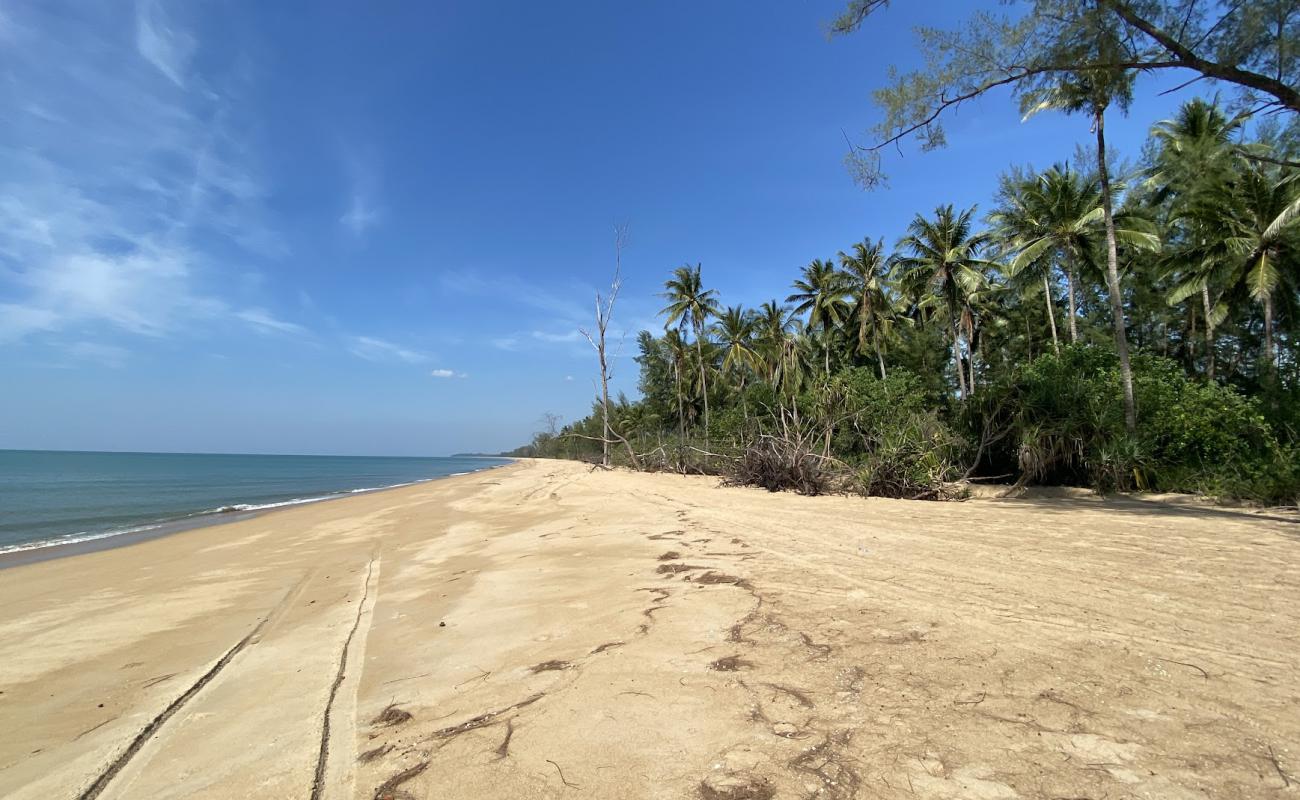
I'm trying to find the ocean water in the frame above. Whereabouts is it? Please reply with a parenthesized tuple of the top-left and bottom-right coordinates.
(0, 450, 510, 556)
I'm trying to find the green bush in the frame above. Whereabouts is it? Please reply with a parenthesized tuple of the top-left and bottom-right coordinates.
(978, 344, 1297, 503)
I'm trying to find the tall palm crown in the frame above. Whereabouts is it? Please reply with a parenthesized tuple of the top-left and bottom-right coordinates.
(787, 258, 851, 334)
(837, 238, 896, 377)
(1225, 164, 1300, 367)
(990, 164, 1158, 342)
(661, 263, 721, 439)
(893, 205, 994, 398)
(1149, 99, 1244, 378)
(712, 305, 759, 377)
(660, 264, 720, 338)
(893, 205, 991, 322)
(787, 258, 851, 377)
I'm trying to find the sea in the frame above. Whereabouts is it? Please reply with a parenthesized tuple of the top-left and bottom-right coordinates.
(0, 450, 510, 558)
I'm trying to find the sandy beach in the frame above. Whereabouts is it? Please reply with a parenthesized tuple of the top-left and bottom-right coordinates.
(1, 458, 1297, 799)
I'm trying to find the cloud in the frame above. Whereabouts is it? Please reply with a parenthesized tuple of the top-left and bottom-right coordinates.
(349, 336, 429, 364)
(339, 153, 382, 237)
(66, 341, 130, 368)
(340, 193, 381, 237)
(0, 304, 60, 343)
(430, 368, 467, 379)
(0, 2, 287, 349)
(441, 270, 591, 324)
(134, 0, 195, 87)
(442, 270, 659, 358)
(531, 329, 585, 344)
(234, 307, 305, 335)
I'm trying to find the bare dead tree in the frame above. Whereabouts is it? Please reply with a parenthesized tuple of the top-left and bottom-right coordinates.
(580, 224, 629, 468)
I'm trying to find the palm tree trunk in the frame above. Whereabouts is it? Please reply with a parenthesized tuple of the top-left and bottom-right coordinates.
(694, 333, 709, 444)
(951, 315, 967, 401)
(1043, 272, 1060, 355)
(967, 327, 977, 396)
(876, 343, 887, 379)
(1065, 265, 1080, 343)
(823, 325, 831, 379)
(1095, 107, 1137, 434)
(1264, 292, 1276, 374)
(673, 361, 685, 443)
(1201, 285, 1216, 381)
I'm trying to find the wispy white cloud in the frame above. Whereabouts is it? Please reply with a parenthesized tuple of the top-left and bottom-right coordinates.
(340, 193, 381, 237)
(349, 336, 429, 364)
(234, 307, 306, 336)
(66, 341, 130, 368)
(0, 304, 59, 343)
(531, 329, 585, 344)
(430, 368, 467, 379)
(0, 1, 289, 352)
(134, 0, 195, 87)
(339, 153, 382, 237)
(443, 269, 658, 358)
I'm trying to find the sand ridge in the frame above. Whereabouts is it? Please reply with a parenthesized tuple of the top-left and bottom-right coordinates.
(0, 459, 1296, 798)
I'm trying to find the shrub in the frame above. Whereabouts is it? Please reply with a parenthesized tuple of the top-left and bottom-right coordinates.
(976, 344, 1298, 503)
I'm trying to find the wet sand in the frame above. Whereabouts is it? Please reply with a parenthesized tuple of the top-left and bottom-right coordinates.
(1, 458, 1296, 799)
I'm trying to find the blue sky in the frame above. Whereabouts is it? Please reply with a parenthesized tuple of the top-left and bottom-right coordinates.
(1, 1, 1199, 456)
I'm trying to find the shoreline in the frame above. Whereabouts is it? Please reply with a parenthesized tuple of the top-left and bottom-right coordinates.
(0, 460, 512, 570)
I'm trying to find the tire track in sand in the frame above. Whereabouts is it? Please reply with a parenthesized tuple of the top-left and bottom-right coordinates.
(310, 554, 381, 800)
(75, 574, 310, 800)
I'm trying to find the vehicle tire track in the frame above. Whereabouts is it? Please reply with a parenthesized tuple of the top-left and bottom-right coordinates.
(76, 605, 280, 800)
(310, 554, 380, 800)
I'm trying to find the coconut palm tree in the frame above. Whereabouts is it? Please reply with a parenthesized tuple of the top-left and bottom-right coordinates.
(661, 328, 693, 442)
(1149, 99, 1244, 380)
(1225, 164, 1300, 373)
(892, 205, 994, 401)
(1020, 42, 1141, 431)
(787, 258, 851, 378)
(838, 238, 897, 378)
(991, 164, 1158, 348)
(712, 305, 760, 420)
(661, 264, 720, 440)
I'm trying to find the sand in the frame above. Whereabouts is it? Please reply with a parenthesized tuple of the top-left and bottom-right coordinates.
(0, 458, 1297, 799)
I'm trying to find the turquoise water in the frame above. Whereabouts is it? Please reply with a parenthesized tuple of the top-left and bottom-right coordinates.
(0, 450, 510, 555)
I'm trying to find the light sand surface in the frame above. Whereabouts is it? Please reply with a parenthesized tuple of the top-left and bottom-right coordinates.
(1, 458, 1297, 799)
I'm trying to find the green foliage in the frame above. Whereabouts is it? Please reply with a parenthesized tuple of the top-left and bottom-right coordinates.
(523, 92, 1298, 506)
(976, 345, 1296, 502)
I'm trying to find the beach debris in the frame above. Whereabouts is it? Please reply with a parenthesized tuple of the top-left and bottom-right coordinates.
(591, 641, 624, 654)
(709, 655, 754, 672)
(433, 693, 543, 739)
(439, 621, 446, 627)
(493, 718, 515, 760)
(658, 550, 683, 560)
(357, 744, 393, 763)
(657, 563, 704, 575)
(372, 761, 428, 800)
(695, 571, 750, 587)
(764, 682, 814, 709)
(547, 758, 580, 788)
(529, 659, 571, 673)
(698, 773, 774, 800)
(371, 704, 412, 728)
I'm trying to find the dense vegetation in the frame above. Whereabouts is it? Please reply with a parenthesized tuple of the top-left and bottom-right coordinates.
(516, 0, 1300, 506)
(513, 94, 1299, 505)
